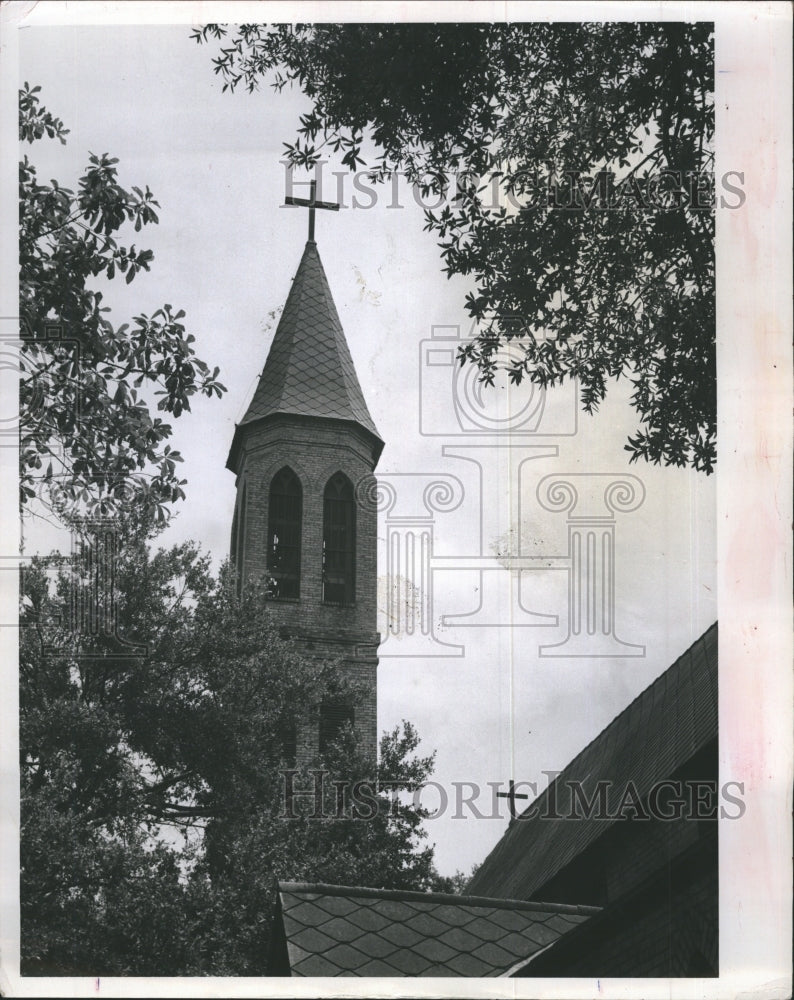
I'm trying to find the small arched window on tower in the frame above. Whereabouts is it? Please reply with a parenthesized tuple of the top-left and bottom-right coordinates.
(268, 467, 302, 599)
(322, 472, 355, 605)
(319, 700, 355, 754)
(230, 506, 239, 567)
(232, 482, 247, 594)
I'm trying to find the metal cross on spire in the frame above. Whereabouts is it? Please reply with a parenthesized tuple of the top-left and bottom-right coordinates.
(284, 179, 340, 242)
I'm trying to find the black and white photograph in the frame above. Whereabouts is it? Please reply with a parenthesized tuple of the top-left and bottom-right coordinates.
(0, 2, 790, 996)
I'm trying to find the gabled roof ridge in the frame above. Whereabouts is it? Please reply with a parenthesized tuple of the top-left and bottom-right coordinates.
(466, 621, 718, 901)
(278, 880, 600, 915)
(511, 621, 718, 823)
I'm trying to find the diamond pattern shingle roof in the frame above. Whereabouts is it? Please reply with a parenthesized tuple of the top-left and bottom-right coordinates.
(271, 882, 598, 977)
(227, 241, 383, 472)
(467, 622, 718, 901)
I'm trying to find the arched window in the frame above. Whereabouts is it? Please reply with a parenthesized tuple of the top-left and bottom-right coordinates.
(323, 472, 355, 605)
(268, 467, 302, 598)
(230, 506, 239, 566)
(233, 483, 247, 594)
(319, 700, 355, 754)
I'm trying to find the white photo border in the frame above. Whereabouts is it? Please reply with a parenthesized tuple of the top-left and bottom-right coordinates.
(1, 2, 791, 998)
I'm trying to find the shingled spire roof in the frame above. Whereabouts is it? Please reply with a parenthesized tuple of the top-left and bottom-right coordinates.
(227, 241, 383, 472)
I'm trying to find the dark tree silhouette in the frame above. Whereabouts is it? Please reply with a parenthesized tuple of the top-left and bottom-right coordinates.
(194, 22, 715, 471)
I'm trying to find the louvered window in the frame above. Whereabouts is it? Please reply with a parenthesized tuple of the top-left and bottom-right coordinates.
(268, 468, 302, 599)
(322, 473, 355, 605)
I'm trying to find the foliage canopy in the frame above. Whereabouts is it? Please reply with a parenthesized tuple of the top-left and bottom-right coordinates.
(21, 543, 449, 975)
(194, 22, 716, 472)
(19, 84, 226, 526)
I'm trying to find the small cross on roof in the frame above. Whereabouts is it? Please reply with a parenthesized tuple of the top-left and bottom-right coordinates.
(497, 779, 530, 820)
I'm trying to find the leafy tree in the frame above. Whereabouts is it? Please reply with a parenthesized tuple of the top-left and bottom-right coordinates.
(185, 720, 440, 974)
(19, 84, 226, 526)
(20, 546, 197, 974)
(193, 23, 715, 472)
(21, 538, 445, 975)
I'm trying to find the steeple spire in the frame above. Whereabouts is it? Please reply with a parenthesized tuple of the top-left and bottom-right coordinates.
(225, 234, 383, 764)
(227, 241, 383, 472)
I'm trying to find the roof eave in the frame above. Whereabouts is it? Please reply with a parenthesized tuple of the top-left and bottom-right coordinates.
(226, 412, 385, 476)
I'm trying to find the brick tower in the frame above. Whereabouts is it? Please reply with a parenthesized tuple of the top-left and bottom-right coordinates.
(226, 239, 384, 761)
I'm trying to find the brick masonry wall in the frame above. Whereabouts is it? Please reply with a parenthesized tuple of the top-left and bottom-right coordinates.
(529, 812, 705, 909)
(523, 746, 719, 976)
(527, 741, 718, 909)
(604, 813, 704, 903)
(230, 414, 381, 761)
(524, 832, 718, 976)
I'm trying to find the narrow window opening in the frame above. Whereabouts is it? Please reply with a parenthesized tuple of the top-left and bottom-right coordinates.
(319, 701, 355, 754)
(230, 506, 239, 566)
(235, 484, 247, 595)
(268, 467, 302, 599)
(322, 472, 355, 605)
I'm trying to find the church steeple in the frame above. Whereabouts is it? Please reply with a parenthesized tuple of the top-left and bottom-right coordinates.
(227, 236, 382, 763)
(227, 241, 383, 474)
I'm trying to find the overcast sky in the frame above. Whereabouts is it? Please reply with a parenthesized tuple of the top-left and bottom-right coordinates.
(18, 21, 718, 876)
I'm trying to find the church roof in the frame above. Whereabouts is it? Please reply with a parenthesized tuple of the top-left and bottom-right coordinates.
(467, 622, 718, 901)
(227, 240, 383, 472)
(268, 882, 599, 977)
